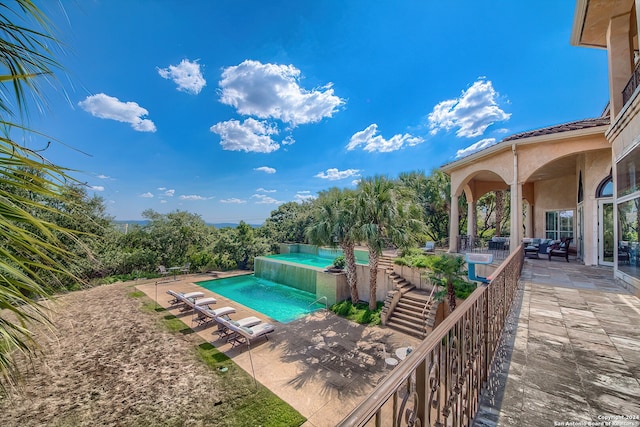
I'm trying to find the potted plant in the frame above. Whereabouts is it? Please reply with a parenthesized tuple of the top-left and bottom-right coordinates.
(326, 255, 346, 273)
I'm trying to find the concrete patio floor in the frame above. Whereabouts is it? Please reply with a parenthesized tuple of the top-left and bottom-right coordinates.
(136, 272, 420, 427)
(474, 259, 640, 427)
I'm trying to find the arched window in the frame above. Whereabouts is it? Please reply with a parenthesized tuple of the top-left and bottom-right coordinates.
(596, 175, 613, 198)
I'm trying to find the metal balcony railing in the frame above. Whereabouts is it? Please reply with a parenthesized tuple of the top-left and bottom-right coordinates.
(623, 61, 640, 106)
(338, 245, 524, 427)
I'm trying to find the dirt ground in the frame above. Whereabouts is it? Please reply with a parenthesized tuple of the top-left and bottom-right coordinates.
(0, 281, 238, 427)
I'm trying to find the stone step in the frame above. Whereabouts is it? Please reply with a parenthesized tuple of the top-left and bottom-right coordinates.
(385, 319, 425, 339)
(397, 299, 427, 311)
(393, 310, 427, 324)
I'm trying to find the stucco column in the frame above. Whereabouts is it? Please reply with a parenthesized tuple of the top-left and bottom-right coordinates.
(524, 200, 532, 238)
(607, 12, 632, 119)
(510, 182, 522, 251)
(510, 144, 522, 251)
(449, 194, 459, 253)
(467, 199, 476, 243)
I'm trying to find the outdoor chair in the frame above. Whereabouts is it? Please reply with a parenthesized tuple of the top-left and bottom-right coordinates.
(158, 265, 170, 278)
(215, 316, 262, 339)
(421, 241, 435, 253)
(548, 237, 573, 262)
(379, 343, 398, 369)
(221, 319, 275, 347)
(167, 290, 204, 305)
(180, 262, 191, 275)
(193, 305, 236, 326)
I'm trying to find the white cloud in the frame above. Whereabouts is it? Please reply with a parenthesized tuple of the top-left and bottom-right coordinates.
(97, 174, 110, 179)
(210, 118, 280, 153)
(256, 188, 276, 193)
(164, 189, 175, 197)
(252, 194, 282, 204)
(90, 185, 104, 191)
(220, 198, 247, 204)
(157, 59, 206, 95)
(455, 138, 497, 158)
(218, 60, 345, 126)
(179, 194, 207, 200)
(78, 93, 156, 132)
(140, 192, 154, 198)
(282, 135, 295, 145)
(346, 123, 424, 152)
(160, 200, 167, 204)
(315, 168, 361, 181)
(295, 191, 315, 202)
(254, 166, 276, 174)
(158, 187, 166, 191)
(427, 79, 510, 138)
(351, 179, 361, 186)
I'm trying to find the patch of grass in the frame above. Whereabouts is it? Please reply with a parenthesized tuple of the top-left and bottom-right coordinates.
(128, 290, 145, 298)
(133, 295, 305, 426)
(331, 300, 383, 325)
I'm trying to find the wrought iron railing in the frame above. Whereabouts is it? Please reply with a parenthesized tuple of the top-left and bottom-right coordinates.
(338, 245, 524, 427)
(623, 60, 640, 106)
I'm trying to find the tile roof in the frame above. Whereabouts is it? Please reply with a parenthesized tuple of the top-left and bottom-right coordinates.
(502, 117, 610, 141)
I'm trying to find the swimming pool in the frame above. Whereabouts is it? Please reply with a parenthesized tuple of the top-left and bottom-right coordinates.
(197, 275, 325, 323)
(262, 252, 335, 268)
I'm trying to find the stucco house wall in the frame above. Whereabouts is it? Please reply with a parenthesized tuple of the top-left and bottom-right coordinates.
(532, 175, 576, 238)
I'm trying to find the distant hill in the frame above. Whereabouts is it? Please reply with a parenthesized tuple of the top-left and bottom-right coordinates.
(112, 220, 262, 232)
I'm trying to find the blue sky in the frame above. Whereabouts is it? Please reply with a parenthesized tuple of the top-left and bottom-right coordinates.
(28, 0, 608, 224)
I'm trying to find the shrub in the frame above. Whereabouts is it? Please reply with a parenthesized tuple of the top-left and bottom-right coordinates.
(332, 255, 346, 269)
(330, 300, 382, 325)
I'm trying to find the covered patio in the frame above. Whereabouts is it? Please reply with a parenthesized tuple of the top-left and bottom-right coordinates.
(441, 116, 612, 267)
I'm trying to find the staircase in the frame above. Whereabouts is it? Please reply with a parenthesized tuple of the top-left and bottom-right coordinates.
(379, 256, 439, 340)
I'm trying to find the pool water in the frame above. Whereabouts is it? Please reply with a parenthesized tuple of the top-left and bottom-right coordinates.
(197, 275, 325, 323)
(262, 253, 335, 268)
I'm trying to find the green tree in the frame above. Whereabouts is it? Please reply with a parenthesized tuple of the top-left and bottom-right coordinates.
(426, 254, 467, 312)
(356, 176, 422, 310)
(306, 187, 360, 303)
(0, 0, 87, 392)
(259, 201, 315, 248)
(399, 170, 460, 243)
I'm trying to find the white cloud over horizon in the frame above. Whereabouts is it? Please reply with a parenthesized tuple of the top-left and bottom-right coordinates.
(140, 192, 154, 198)
(179, 194, 208, 200)
(455, 138, 497, 158)
(157, 59, 206, 95)
(256, 188, 276, 193)
(428, 79, 510, 138)
(294, 191, 315, 203)
(315, 168, 361, 181)
(218, 60, 345, 126)
(347, 123, 424, 152)
(210, 118, 280, 153)
(220, 198, 247, 204)
(78, 93, 156, 132)
(254, 166, 276, 174)
(252, 194, 282, 204)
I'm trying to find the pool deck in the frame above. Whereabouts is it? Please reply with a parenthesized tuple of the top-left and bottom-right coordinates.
(136, 271, 421, 426)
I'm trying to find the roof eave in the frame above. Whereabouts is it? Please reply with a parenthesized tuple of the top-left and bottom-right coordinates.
(570, 0, 590, 47)
(440, 124, 609, 174)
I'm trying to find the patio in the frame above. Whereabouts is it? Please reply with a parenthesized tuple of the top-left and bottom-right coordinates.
(473, 258, 640, 426)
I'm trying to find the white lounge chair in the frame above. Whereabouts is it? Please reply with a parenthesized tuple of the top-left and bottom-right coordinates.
(193, 305, 236, 325)
(166, 290, 204, 305)
(221, 319, 275, 347)
(214, 316, 261, 338)
(179, 295, 217, 313)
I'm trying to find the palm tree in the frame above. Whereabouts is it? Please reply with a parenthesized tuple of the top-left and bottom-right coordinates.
(0, 0, 82, 392)
(355, 176, 422, 310)
(427, 254, 466, 312)
(306, 188, 360, 303)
